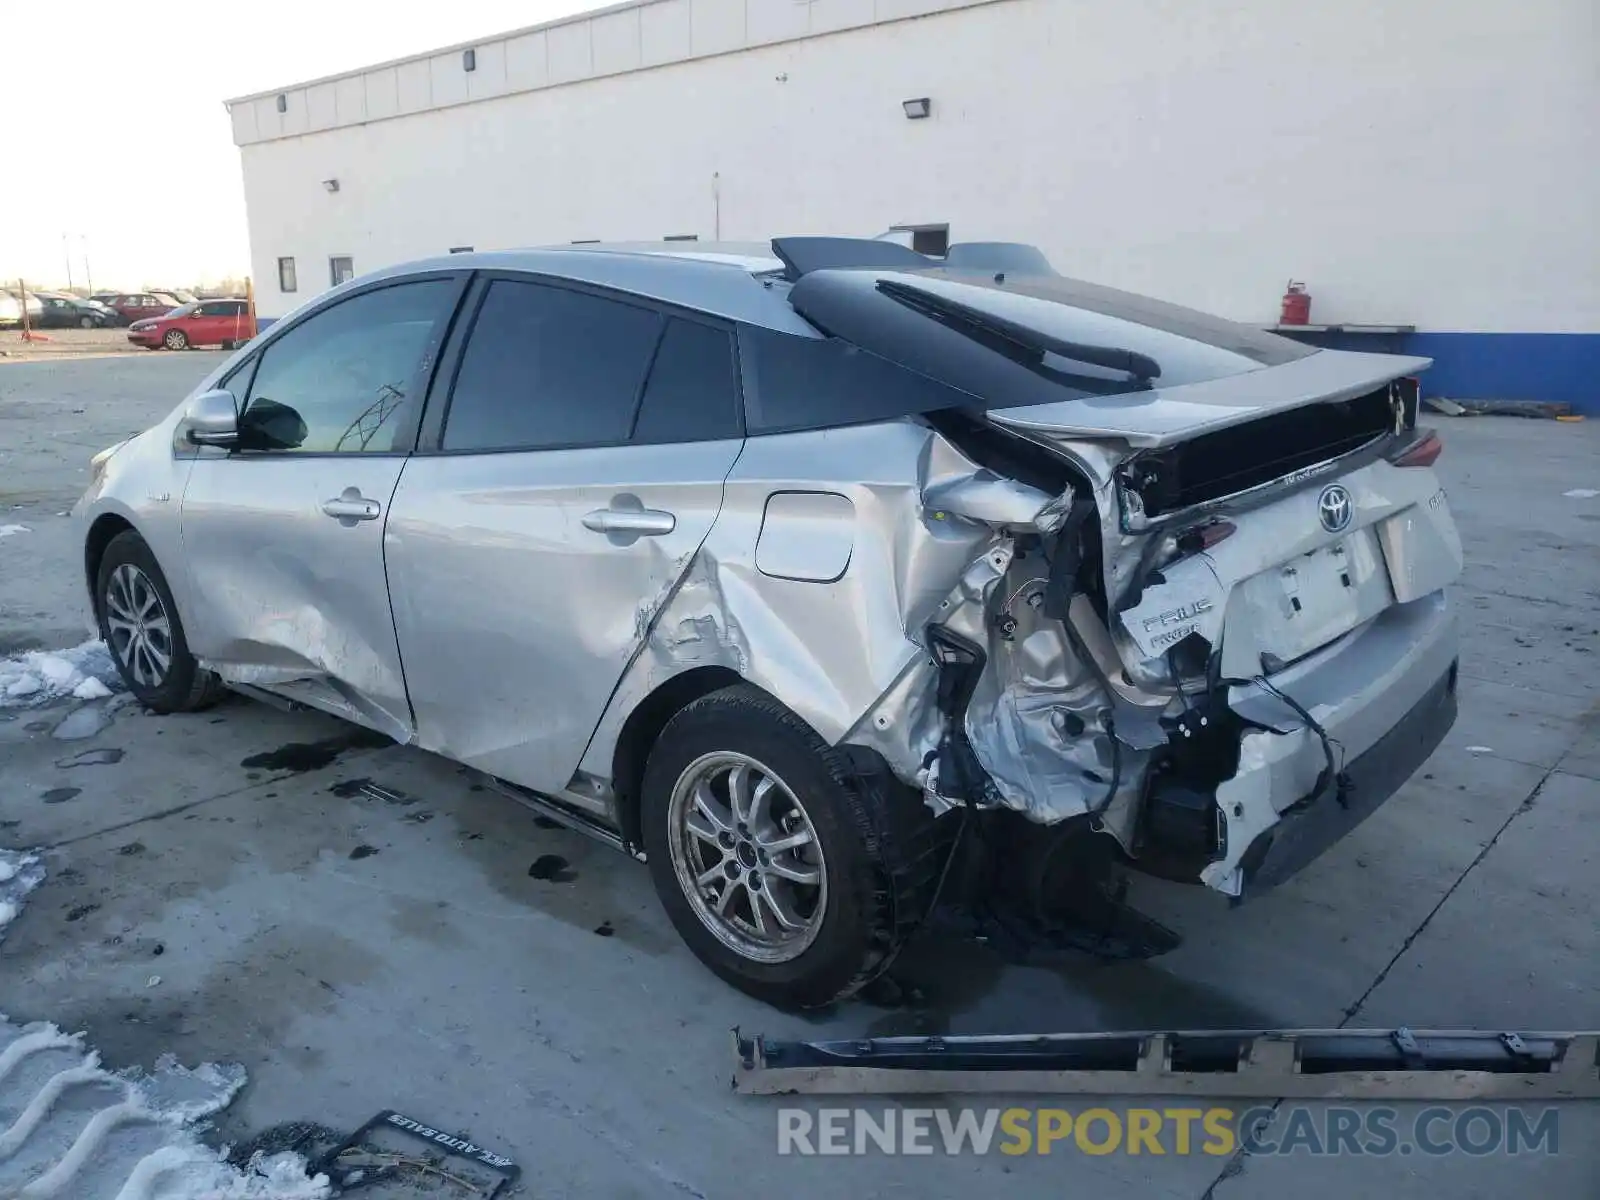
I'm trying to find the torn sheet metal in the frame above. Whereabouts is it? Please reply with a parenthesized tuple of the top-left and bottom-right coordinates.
(921, 470, 1066, 533)
(577, 419, 1160, 839)
(960, 547, 1146, 831)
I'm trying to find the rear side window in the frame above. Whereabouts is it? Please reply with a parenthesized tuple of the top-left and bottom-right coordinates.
(442, 279, 663, 452)
(631, 318, 741, 443)
(737, 324, 976, 435)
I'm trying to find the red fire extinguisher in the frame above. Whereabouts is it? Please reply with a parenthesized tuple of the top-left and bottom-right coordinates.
(1280, 280, 1312, 325)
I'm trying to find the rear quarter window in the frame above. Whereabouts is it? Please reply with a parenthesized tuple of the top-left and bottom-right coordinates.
(631, 318, 741, 443)
(737, 324, 976, 436)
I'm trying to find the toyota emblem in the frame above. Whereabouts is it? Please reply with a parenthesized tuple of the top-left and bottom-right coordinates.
(1318, 484, 1353, 533)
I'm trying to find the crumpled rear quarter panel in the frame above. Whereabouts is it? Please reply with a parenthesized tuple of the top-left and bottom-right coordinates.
(578, 421, 1004, 788)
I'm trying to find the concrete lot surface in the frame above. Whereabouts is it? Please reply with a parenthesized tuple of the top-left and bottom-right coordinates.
(1, 354, 1597, 1197)
(0, 325, 159, 361)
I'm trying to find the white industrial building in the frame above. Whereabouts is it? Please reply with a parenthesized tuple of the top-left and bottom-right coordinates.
(227, 0, 1597, 409)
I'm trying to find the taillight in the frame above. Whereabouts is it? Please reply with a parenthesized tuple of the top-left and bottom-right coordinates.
(1390, 429, 1443, 468)
(1177, 519, 1236, 555)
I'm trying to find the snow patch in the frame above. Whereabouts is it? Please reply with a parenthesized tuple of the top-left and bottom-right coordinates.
(1563, 488, 1599, 499)
(72, 676, 113, 700)
(0, 639, 123, 709)
(0, 1013, 330, 1200)
(0, 524, 31, 538)
(0, 849, 45, 936)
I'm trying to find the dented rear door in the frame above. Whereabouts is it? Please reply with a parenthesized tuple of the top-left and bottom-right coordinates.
(384, 281, 745, 797)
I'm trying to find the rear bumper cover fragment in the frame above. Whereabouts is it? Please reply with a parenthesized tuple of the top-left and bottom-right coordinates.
(1240, 659, 1457, 894)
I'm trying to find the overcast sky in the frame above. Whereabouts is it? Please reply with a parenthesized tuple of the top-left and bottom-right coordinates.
(0, 1, 599, 290)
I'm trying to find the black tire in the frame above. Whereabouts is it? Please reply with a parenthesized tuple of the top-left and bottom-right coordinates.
(94, 530, 225, 712)
(163, 328, 188, 350)
(641, 684, 933, 1009)
(79, 316, 95, 329)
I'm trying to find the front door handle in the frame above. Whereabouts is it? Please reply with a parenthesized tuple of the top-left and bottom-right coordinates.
(321, 487, 382, 525)
(581, 507, 676, 536)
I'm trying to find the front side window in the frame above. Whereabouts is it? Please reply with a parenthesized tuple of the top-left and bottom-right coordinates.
(442, 279, 662, 452)
(329, 256, 355, 286)
(238, 280, 454, 454)
(278, 257, 297, 292)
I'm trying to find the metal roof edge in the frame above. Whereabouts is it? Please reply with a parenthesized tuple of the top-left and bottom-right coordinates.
(223, 0, 657, 108)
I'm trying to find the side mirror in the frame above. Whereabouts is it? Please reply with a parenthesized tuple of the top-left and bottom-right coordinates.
(182, 389, 239, 447)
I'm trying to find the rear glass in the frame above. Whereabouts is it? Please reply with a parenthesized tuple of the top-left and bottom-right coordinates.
(911, 271, 1315, 370)
(780, 267, 1320, 428)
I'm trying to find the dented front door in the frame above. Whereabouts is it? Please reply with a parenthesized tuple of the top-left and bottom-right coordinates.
(177, 275, 464, 740)
(181, 455, 413, 736)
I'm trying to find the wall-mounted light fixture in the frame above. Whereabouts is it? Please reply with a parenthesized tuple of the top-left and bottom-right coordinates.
(463, 48, 477, 72)
(902, 97, 932, 120)
(275, 94, 287, 113)
(322, 179, 340, 193)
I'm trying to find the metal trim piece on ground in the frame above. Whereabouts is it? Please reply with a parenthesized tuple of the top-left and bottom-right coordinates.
(732, 1029, 1600, 1100)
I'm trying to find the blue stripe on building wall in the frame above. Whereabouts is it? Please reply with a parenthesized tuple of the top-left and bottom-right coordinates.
(1274, 330, 1598, 414)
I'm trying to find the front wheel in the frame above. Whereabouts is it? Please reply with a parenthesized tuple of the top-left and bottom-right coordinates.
(79, 316, 95, 329)
(95, 530, 225, 711)
(163, 328, 188, 350)
(642, 684, 923, 1008)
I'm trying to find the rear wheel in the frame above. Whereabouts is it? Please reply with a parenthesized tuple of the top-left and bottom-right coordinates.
(163, 328, 187, 350)
(642, 684, 931, 1008)
(95, 530, 225, 712)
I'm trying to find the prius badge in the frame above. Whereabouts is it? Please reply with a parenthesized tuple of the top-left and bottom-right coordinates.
(1318, 484, 1353, 533)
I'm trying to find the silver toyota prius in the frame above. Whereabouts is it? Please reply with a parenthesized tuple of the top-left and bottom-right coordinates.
(75, 238, 1462, 1007)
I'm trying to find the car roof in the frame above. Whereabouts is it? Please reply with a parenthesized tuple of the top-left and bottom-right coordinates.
(358, 243, 817, 336)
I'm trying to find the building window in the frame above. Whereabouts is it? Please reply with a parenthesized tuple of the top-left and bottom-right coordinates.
(277, 257, 297, 293)
(570, 239, 600, 245)
(329, 256, 355, 286)
(463, 48, 477, 72)
(449, 246, 473, 254)
(891, 224, 950, 257)
(275, 94, 287, 113)
(664, 234, 699, 242)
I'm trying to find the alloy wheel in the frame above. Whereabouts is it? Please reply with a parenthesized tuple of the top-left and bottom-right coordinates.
(667, 751, 827, 964)
(104, 563, 172, 688)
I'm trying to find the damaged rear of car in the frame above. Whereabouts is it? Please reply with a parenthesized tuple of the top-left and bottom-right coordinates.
(616, 239, 1460, 1003)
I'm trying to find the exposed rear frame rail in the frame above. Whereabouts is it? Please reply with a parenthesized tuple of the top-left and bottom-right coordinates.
(733, 1029, 1600, 1100)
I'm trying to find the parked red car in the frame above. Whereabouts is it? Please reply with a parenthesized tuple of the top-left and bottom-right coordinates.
(99, 293, 181, 325)
(128, 299, 255, 350)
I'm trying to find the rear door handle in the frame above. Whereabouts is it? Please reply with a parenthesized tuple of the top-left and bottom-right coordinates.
(581, 507, 676, 536)
(321, 487, 382, 525)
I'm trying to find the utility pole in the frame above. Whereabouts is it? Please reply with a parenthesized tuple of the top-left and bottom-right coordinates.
(63, 234, 74, 291)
